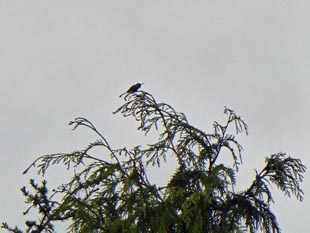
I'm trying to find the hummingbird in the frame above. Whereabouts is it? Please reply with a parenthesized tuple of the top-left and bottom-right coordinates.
(119, 83, 144, 97)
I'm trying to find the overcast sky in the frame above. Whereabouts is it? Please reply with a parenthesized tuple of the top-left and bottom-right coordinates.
(1, 1, 309, 232)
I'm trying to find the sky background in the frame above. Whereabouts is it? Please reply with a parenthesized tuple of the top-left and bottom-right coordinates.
(1, 1, 309, 232)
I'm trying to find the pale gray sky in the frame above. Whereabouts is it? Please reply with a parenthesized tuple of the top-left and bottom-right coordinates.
(1, 1, 309, 232)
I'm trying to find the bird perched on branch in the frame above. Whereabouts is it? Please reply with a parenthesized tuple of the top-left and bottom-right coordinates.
(119, 83, 144, 97)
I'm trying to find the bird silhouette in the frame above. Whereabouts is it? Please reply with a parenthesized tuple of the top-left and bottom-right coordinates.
(119, 83, 144, 97)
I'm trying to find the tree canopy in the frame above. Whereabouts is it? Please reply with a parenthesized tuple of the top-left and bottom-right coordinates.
(2, 91, 306, 233)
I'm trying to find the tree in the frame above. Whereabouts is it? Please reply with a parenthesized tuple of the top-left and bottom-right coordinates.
(2, 91, 306, 233)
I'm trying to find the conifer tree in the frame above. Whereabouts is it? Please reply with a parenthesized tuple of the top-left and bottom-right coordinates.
(2, 91, 306, 233)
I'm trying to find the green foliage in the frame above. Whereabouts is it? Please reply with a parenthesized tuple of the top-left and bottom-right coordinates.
(2, 91, 306, 233)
